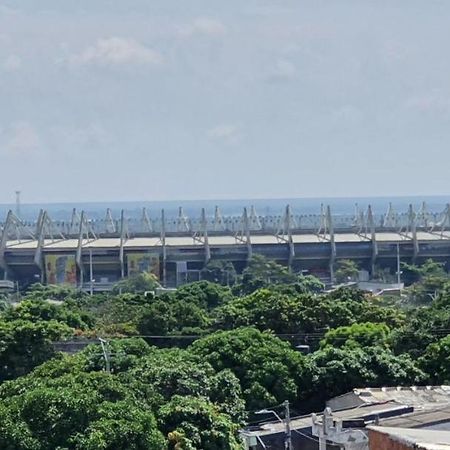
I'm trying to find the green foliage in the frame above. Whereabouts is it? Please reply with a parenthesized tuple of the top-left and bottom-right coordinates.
(159, 395, 242, 450)
(334, 259, 359, 284)
(0, 319, 72, 382)
(0, 341, 243, 450)
(215, 287, 403, 336)
(214, 289, 309, 333)
(82, 338, 153, 373)
(405, 276, 449, 305)
(303, 346, 425, 410)
(390, 301, 450, 357)
(73, 401, 166, 450)
(112, 273, 161, 294)
(401, 259, 449, 305)
(2, 256, 450, 448)
(190, 327, 306, 410)
(201, 260, 237, 286)
(137, 298, 210, 337)
(25, 283, 87, 302)
(296, 275, 325, 293)
(3, 299, 93, 330)
(0, 371, 165, 450)
(173, 281, 233, 310)
(233, 254, 299, 295)
(420, 335, 450, 384)
(320, 322, 391, 349)
(135, 281, 234, 336)
(124, 347, 246, 423)
(87, 294, 152, 335)
(402, 259, 447, 284)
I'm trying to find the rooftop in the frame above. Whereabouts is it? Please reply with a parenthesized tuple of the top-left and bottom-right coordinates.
(368, 426, 450, 449)
(327, 386, 450, 412)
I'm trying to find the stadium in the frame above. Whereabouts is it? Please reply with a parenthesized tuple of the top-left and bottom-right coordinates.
(1, 202, 449, 291)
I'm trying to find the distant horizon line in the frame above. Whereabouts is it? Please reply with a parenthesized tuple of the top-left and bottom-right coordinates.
(0, 193, 449, 207)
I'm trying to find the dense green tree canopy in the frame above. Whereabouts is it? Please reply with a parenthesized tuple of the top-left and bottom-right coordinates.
(303, 346, 425, 410)
(232, 254, 300, 295)
(334, 259, 359, 284)
(189, 327, 307, 410)
(112, 273, 161, 294)
(0, 256, 449, 449)
(320, 322, 391, 349)
(215, 287, 403, 337)
(420, 335, 450, 384)
(0, 319, 72, 382)
(201, 260, 237, 286)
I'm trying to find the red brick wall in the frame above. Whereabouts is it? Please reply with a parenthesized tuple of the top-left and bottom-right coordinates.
(368, 429, 411, 450)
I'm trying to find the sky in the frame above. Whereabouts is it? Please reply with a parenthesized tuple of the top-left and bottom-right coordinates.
(0, 0, 449, 204)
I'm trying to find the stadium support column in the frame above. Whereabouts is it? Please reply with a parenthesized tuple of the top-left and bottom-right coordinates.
(200, 208, 211, 265)
(34, 210, 65, 283)
(286, 205, 295, 268)
(327, 206, 336, 283)
(408, 204, 419, 262)
(177, 207, 190, 232)
(367, 205, 378, 276)
(105, 208, 116, 233)
(0, 210, 35, 280)
(34, 209, 47, 282)
(70, 208, 80, 235)
(119, 209, 128, 279)
(384, 202, 398, 228)
(277, 205, 295, 268)
(0, 211, 13, 278)
(234, 207, 252, 264)
(249, 205, 262, 230)
(439, 204, 450, 236)
(141, 207, 153, 233)
(76, 211, 86, 286)
(243, 207, 252, 262)
(417, 201, 431, 229)
(161, 209, 167, 287)
(76, 211, 97, 288)
(213, 206, 225, 231)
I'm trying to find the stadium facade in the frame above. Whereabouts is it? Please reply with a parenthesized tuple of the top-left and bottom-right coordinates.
(0, 203, 449, 290)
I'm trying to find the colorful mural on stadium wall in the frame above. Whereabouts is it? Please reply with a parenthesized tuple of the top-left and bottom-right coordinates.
(127, 253, 160, 278)
(45, 254, 77, 286)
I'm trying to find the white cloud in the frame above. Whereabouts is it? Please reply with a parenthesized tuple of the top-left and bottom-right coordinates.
(1, 122, 41, 155)
(3, 55, 21, 71)
(179, 17, 227, 38)
(207, 124, 240, 144)
(69, 37, 163, 67)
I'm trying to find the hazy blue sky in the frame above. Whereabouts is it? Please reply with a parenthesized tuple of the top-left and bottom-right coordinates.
(0, 0, 449, 203)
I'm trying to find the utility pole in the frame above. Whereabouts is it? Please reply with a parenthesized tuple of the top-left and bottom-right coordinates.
(284, 400, 292, 450)
(99, 338, 111, 373)
(254, 401, 292, 449)
(396, 242, 401, 286)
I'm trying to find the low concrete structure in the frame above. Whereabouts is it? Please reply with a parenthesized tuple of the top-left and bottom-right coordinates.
(243, 386, 450, 449)
(368, 426, 450, 450)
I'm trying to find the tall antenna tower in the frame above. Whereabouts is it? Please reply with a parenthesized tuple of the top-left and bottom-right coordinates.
(15, 190, 21, 218)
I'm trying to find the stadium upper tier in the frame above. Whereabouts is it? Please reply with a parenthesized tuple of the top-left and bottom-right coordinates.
(4, 230, 450, 250)
(1, 202, 449, 288)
